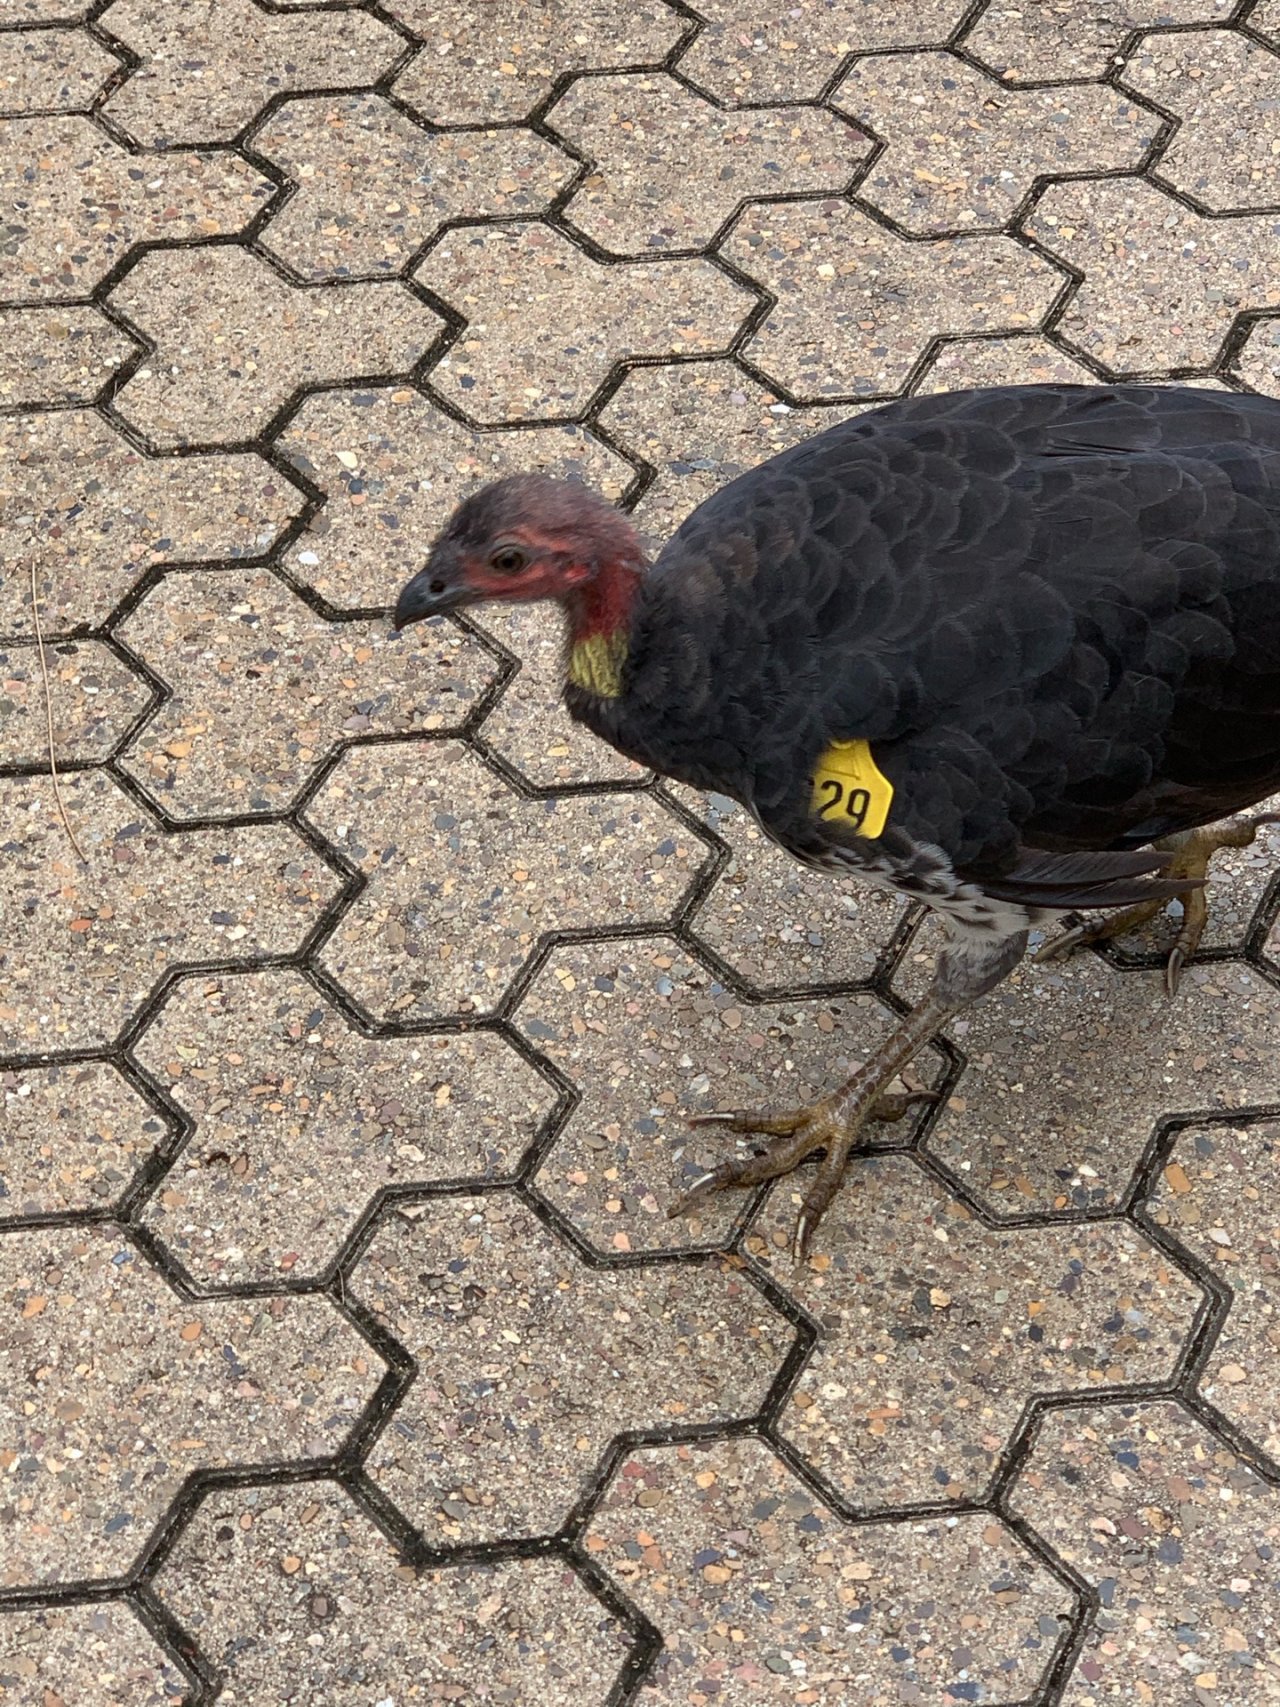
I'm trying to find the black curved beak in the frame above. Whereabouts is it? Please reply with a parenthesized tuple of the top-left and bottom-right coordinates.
(393, 550, 471, 630)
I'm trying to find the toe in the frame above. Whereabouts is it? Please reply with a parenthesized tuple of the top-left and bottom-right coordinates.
(791, 1160, 847, 1263)
(871, 1088, 942, 1123)
(1033, 924, 1087, 964)
(1165, 888, 1207, 995)
(687, 1108, 809, 1137)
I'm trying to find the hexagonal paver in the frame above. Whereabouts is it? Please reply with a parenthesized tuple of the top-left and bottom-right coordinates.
(107, 247, 444, 447)
(963, 0, 1233, 83)
(98, 0, 406, 145)
(0, 305, 136, 407)
(725, 200, 1063, 398)
(0, 771, 341, 1053)
(922, 346, 1234, 396)
(0, 1221, 383, 1587)
(156, 1481, 632, 1704)
(596, 359, 864, 549)
(1, 409, 303, 636)
(0, 0, 93, 16)
(252, 92, 573, 281)
(1123, 29, 1280, 211)
(115, 568, 495, 817)
(0, 26, 121, 114)
(675, 784, 907, 990)
(1237, 317, 1280, 393)
(1011, 1400, 1280, 1700)
(835, 53, 1157, 234)
(914, 332, 1100, 392)
(935, 923, 1277, 1206)
(0, 115, 271, 302)
(550, 72, 869, 255)
(895, 919, 1280, 1220)
(0, 638, 152, 767)
(677, 0, 972, 104)
(387, 0, 685, 126)
(353, 1193, 792, 1541)
(277, 383, 631, 611)
(1149, 1119, 1280, 1463)
(135, 969, 555, 1286)
(749, 1155, 1201, 1511)
(414, 223, 755, 422)
(1, 1062, 168, 1220)
(6, 6, 1280, 1679)
(0, 1601, 186, 1705)
(1026, 177, 1280, 373)
(520, 937, 944, 1257)
(303, 742, 705, 1021)
(585, 1435, 1073, 1703)
(474, 601, 647, 788)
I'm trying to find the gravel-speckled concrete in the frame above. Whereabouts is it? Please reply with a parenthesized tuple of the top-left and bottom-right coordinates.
(3, 6, 1279, 1700)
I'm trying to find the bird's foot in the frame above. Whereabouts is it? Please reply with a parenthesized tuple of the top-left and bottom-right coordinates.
(1035, 813, 1280, 995)
(1035, 896, 1171, 975)
(668, 1083, 939, 1262)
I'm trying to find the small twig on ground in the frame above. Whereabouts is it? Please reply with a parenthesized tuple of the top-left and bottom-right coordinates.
(31, 562, 88, 865)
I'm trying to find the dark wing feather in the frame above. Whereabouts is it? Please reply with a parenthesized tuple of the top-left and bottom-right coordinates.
(970, 846, 1195, 911)
(584, 385, 1280, 897)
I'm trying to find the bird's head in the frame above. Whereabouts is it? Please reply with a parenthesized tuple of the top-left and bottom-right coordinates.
(393, 473, 645, 634)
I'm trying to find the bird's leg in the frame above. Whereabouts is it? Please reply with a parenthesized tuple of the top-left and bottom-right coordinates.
(1035, 813, 1280, 995)
(669, 927, 1029, 1261)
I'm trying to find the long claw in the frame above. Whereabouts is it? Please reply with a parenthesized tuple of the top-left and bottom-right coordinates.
(792, 1212, 815, 1265)
(666, 1169, 720, 1219)
(1166, 946, 1187, 997)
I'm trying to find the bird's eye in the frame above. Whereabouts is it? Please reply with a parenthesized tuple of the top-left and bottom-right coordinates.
(490, 545, 527, 574)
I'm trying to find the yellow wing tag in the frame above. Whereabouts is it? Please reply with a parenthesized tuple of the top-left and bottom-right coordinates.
(811, 739, 893, 838)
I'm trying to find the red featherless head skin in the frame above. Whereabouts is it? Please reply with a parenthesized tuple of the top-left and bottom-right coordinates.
(394, 474, 645, 647)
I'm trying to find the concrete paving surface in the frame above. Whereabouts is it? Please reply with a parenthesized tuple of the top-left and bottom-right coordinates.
(2, 1, 1280, 1702)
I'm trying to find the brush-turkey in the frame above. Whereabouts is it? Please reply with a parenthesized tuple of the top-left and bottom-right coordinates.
(394, 384, 1280, 1258)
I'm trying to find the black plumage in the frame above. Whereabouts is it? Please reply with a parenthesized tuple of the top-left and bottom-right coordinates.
(565, 385, 1280, 911)
(394, 384, 1280, 1256)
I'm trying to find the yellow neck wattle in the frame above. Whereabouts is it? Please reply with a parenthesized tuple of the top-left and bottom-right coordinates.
(568, 629, 628, 699)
